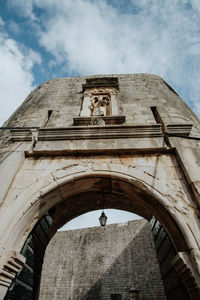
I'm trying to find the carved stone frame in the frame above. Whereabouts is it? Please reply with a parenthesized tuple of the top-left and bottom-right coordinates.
(80, 87, 119, 117)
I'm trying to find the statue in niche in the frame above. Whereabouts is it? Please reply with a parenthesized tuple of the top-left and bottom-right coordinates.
(90, 95, 110, 117)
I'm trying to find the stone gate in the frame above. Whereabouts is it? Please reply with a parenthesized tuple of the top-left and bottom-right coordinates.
(0, 74, 200, 299)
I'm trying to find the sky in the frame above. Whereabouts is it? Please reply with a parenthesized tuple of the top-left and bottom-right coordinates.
(0, 0, 200, 229)
(59, 209, 141, 231)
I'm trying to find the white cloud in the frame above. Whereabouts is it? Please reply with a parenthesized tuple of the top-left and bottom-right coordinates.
(36, 1, 162, 74)
(31, 0, 200, 116)
(0, 34, 41, 125)
(34, 1, 196, 76)
(190, 0, 200, 12)
(4, 0, 200, 117)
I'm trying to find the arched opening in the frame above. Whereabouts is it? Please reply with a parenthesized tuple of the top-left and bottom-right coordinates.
(42, 174, 188, 252)
(4, 173, 192, 299)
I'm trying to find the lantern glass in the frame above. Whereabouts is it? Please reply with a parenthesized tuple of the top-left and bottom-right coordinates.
(99, 211, 107, 226)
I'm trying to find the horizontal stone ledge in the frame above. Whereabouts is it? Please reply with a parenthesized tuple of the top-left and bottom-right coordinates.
(167, 124, 193, 136)
(25, 147, 175, 157)
(73, 116, 126, 125)
(10, 124, 193, 142)
(11, 124, 160, 142)
(11, 124, 162, 142)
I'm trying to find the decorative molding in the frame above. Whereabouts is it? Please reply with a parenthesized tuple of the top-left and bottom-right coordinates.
(11, 124, 162, 142)
(82, 77, 119, 91)
(25, 147, 175, 158)
(73, 116, 126, 126)
(81, 86, 119, 117)
(11, 123, 193, 142)
(167, 124, 193, 136)
(11, 129, 32, 142)
(172, 252, 200, 300)
(83, 87, 118, 97)
(0, 250, 25, 288)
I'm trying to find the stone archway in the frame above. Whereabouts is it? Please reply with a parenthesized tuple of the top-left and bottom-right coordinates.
(1, 161, 195, 252)
(1, 160, 200, 299)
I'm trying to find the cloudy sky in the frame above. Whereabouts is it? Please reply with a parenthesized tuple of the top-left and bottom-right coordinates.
(1, 0, 200, 229)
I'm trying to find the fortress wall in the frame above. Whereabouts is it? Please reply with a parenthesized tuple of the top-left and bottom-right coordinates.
(39, 219, 166, 300)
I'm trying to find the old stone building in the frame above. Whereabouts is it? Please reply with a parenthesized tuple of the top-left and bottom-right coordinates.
(0, 74, 200, 299)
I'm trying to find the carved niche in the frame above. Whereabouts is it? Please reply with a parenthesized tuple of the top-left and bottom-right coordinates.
(81, 87, 118, 118)
(74, 77, 125, 126)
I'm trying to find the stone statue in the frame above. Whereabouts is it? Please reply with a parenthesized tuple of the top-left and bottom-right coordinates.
(90, 96, 109, 116)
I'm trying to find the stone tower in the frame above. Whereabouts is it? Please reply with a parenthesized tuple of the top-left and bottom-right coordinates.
(0, 74, 200, 299)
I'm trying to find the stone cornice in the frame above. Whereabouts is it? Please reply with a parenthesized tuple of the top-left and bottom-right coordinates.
(82, 77, 119, 91)
(167, 124, 193, 136)
(25, 147, 176, 157)
(10, 123, 192, 142)
(73, 116, 125, 126)
(11, 124, 161, 142)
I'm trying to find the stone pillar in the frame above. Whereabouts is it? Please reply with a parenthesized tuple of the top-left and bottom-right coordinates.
(80, 94, 91, 117)
(110, 91, 118, 115)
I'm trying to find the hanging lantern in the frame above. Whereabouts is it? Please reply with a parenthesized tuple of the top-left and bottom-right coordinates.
(99, 211, 107, 226)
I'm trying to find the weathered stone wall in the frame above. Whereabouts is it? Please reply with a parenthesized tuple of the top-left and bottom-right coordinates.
(1, 74, 199, 206)
(0, 74, 200, 299)
(1, 74, 199, 160)
(2, 74, 200, 130)
(39, 219, 166, 300)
